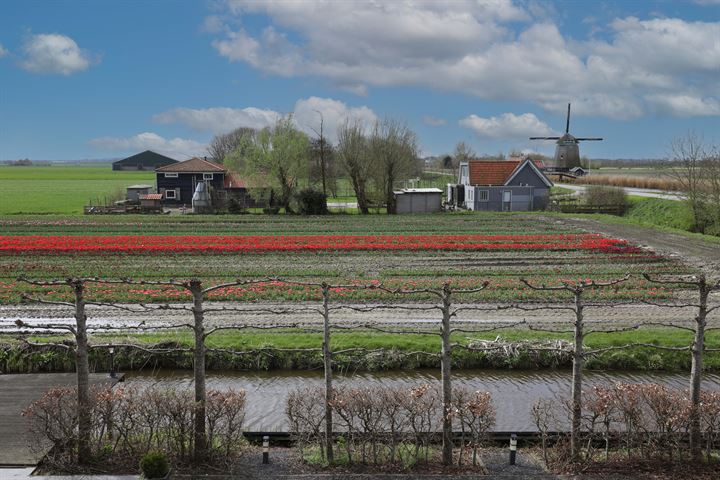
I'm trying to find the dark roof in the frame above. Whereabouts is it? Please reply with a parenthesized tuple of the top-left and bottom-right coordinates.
(468, 160, 521, 186)
(113, 150, 178, 167)
(156, 157, 226, 173)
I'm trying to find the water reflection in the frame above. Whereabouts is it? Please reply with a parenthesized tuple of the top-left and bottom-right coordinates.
(123, 369, 720, 432)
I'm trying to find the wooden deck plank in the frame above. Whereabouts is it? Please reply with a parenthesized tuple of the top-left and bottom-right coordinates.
(0, 373, 120, 466)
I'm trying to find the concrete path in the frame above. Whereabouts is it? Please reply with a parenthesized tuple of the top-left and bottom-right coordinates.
(0, 373, 121, 466)
(555, 183, 684, 201)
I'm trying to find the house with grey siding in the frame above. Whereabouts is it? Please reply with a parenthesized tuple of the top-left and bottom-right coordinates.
(454, 157, 553, 211)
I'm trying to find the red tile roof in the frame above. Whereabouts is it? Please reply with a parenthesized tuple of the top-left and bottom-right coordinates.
(156, 157, 226, 173)
(224, 172, 247, 189)
(468, 160, 521, 186)
(139, 193, 163, 200)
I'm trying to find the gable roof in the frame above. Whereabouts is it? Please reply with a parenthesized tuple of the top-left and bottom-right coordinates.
(468, 160, 521, 186)
(466, 158, 553, 187)
(113, 150, 178, 167)
(504, 158, 554, 188)
(156, 157, 226, 173)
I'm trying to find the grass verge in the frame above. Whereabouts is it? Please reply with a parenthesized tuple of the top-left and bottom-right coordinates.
(2, 328, 718, 373)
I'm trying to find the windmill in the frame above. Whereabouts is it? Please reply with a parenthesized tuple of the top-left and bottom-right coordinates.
(530, 103, 602, 172)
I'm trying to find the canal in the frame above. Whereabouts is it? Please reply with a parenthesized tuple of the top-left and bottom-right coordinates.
(123, 369, 720, 432)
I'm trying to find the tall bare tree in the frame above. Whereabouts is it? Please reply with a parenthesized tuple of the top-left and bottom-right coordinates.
(643, 273, 720, 459)
(664, 133, 713, 233)
(337, 119, 372, 214)
(207, 127, 256, 165)
(520, 276, 630, 460)
(369, 118, 419, 214)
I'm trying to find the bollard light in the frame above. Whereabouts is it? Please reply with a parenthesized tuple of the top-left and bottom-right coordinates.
(509, 433, 517, 465)
(109, 344, 116, 379)
(262, 435, 270, 464)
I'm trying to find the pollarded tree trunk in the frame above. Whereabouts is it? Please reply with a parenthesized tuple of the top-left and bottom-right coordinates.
(570, 289, 584, 461)
(71, 279, 91, 464)
(690, 278, 709, 460)
(440, 284, 453, 466)
(322, 283, 334, 463)
(385, 165, 396, 214)
(189, 280, 208, 464)
(351, 175, 370, 214)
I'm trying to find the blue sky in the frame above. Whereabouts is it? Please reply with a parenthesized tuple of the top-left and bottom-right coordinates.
(0, 0, 718, 161)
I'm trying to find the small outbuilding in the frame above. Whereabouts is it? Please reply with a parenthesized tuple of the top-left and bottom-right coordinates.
(394, 188, 443, 214)
(125, 184, 153, 202)
(113, 150, 178, 171)
(452, 157, 553, 211)
(138, 193, 163, 212)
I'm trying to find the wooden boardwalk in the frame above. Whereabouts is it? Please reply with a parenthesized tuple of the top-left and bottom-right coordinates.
(0, 373, 121, 466)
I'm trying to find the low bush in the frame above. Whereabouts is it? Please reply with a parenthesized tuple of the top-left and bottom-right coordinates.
(139, 451, 169, 479)
(583, 185, 628, 211)
(295, 188, 328, 215)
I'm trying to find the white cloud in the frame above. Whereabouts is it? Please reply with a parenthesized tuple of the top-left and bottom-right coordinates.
(459, 112, 554, 139)
(292, 96, 377, 143)
(0, 44, 8, 58)
(201, 15, 226, 33)
(154, 96, 378, 144)
(20, 33, 93, 75)
(209, 2, 720, 118)
(645, 94, 720, 117)
(153, 107, 281, 133)
(88, 132, 206, 158)
(423, 115, 447, 126)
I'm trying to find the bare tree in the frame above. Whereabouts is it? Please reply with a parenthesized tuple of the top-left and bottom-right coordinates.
(337, 119, 372, 214)
(520, 275, 630, 460)
(207, 127, 256, 166)
(643, 273, 720, 459)
(664, 133, 712, 233)
(16, 277, 139, 464)
(452, 142, 476, 176)
(369, 118, 419, 214)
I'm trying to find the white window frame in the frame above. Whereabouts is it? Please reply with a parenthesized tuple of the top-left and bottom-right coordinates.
(203, 173, 214, 180)
(164, 172, 178, 178)
(165, 189, 177, 199)
(478, 190, 489, 202)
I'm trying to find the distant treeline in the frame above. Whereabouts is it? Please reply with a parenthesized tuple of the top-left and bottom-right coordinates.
(2, 159, 52, 166)
(589, 158, 665, 168)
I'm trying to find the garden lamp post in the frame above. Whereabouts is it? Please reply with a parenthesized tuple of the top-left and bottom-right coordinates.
(109, 344, 116, 378)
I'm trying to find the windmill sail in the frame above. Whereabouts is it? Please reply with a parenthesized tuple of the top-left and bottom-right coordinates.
(529, 103, 603, 172)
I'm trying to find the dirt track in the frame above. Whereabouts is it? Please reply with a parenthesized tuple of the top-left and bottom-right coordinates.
(547, 216, 720, 274)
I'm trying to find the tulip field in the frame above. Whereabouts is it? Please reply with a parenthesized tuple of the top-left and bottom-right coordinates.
(0, 213, 690, 303)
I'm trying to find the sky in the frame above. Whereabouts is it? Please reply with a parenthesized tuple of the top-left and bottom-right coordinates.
(0, 0, 718, 161)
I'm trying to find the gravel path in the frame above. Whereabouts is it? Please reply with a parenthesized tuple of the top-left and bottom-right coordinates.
(1, 301, 713, 334)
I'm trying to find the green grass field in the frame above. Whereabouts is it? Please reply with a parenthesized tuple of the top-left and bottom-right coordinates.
(0, 164, 154, 214)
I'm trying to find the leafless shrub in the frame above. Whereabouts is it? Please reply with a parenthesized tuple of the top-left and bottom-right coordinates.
(23, 385, 246, 472)
(286, 386, 326, 459)
(289, 384, 443, 466)
(699, 391, 720, 461)
(532, 398, 557, 466)
(452, 388, 495, 466)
